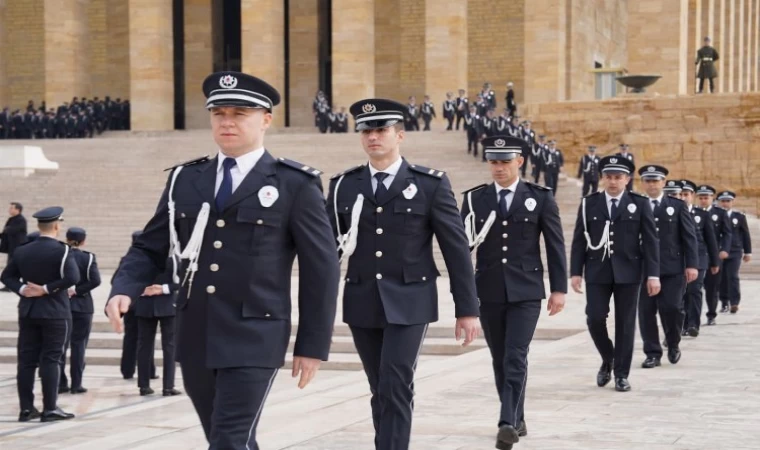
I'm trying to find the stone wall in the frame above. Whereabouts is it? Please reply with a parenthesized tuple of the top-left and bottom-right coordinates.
(184, 0, 213, 129)
(288, 0, 319, 127)
(3, 0, 45, 109)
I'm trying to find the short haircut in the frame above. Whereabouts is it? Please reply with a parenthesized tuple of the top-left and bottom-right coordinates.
(10, 202, 22, 213)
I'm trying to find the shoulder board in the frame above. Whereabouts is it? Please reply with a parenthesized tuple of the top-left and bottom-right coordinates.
(583, 191, 604, 199)
(733, 210, 745, 216)
(524, 181, 551, 191)
(628, 191, 648, 198)
(461, 184, 488, 195)
(330, 164, 365, 180)
(667, 196, 686, 205)
(409, 164, 445, 178)
(163, 155, 210, 172)
(277, 158, 323, 177)
(80, 249, 92, 255)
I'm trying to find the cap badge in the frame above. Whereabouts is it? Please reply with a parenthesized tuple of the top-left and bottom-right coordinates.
(610, 158, 618, 164)
(668, 181, 675, 186)
(219, 75, 238, 89)
(647, 166, 655, 172)
(362, 103, 376, 113)
(495, 138, 506, 147)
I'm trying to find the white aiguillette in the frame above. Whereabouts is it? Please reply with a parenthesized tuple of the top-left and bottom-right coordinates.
(403, 183, 418, 200)
(258, 185, 279, 207)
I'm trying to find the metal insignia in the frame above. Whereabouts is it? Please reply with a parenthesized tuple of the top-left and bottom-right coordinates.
(609, 157, 618, 164)
(733, 218, 739, 225)
(712, 214, 718, 221)
(647, 166, 655, 172)
(362, 103, 376, 113)
(668, 181, 676, 186)
(219, 75, 238, 89)
(666, 206, 675, 216)
(695, 216, 701, 224)
(627, 203, 637, 213)
(495, 138, 506, 147)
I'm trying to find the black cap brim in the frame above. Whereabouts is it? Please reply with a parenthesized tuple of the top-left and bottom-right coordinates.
(356, 119, 401, 131)
(485, 152, 521, 161)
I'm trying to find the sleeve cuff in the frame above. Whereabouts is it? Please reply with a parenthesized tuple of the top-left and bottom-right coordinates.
(19, 284, 27, 295)
(43, 285, 49, 294)
(162, 284, 170, 295)
(647, 276, 660, 280)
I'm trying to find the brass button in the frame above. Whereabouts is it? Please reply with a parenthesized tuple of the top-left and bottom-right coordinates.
(422, 276, 427, 281)
(376, 274, 383, 280)
(655, 218, 659, 222)
(206, 285, 216, 294)
(406, 208, 412, 213)
(180, 212, 186, 218)
(502, 246, 507, 251)
(265, 313, 271, 318)
(610, 250, 615, 255)
(256, 219, 263, 225)
(216, 219, 225, 228)
(210, 264, 219, 272)
(214, 241, 223, 249)
(524, 218, 529, 222)
(609, 231, 614, 236)
(502, 233, 508, 238)
(502, 221, 508, 226)
(375, 251, 383, 258)
(501, 258, 507, 264)
(656, 227, 660, 232)
(376, 207, 383, 213)
(376, 228, 383, 235)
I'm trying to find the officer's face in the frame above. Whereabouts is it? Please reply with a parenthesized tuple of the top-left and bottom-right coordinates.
(361, 126, 404, 160)
(643, 178, 665, 197)
(8, 204, 18, 216)
(680, 191, 695, 204)
(697, 194, 713, 208)
(210, 107, 271, 156)
(720, 199, 733, 209)
(602, 173, 630, 196)
(489, 157, 523, 186)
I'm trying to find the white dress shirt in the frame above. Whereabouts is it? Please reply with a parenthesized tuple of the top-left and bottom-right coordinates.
(495, 177, 520, 212)
(648, 193, 664, 211)
(369, 157, 403, 193)
(215, 147, 265, 196)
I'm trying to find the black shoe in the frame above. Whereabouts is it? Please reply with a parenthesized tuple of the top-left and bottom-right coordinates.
(517, 420, 527, 437)
(162, 388, 182, 396)
(58, 385, 70, 394)
(123, 375, 134, 380)
(70, 386, 88, 394)
(707, 318, 717, 326)
(0, 287, 11, 292)
(614, 377, 631, 392)
(668, 348, 682, 364)
(681, 329, 689, 336)
(662, 339, 668, 348)
(596, 361, 613, 387)
(139, 387, 155, 396)
(688, 327, 699, 337)
(151, 374, 160, 380)
(496, 424, 520, 446)
(41, 408, 75, 422)
(641, 357, 661, 369)
(730, 305, 738, 314)
(720, 305, 729, 313)
(18, 408, 41, 422)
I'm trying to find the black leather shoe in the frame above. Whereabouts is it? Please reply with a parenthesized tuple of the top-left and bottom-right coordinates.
(596, 361, 613, 387)
(614, 377, 631, 392)
(70, 386, 88, 394)
(58, 385, 70, 394)
(720, 305, 729, 313)
(163, 388, 182, 396)
(662, 339, 668, 348)
(707, 318, 717, 326)
(681, 329, 689, 336)
(517, 420, 527, 437)
(18, 408, 41, 422)
(688, 327, 699, 337)
(668, 348, 682, 364)
(496, 424, 520, 446)
(151, 374, 160, 380)
(41, 408, 75, 422)
(641, 357, 661, 369)
(730, 305, 738, 314)
(139, 387, 155, 396)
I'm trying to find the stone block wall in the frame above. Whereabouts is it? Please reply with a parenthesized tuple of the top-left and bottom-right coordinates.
(288, 0, 319, 127)
(3, 0, 45, 109)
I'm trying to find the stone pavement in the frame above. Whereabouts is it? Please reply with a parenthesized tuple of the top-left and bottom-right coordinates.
(1, 278, 759, 449)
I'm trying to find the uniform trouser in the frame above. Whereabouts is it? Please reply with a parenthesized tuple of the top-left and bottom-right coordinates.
(422, 115, 432, 131)
(520, 152, 530, 177)
(585, 283, 640, 379)
(18, 318, 68, 412)
(60, 313, 93, 389)
(318, 114, 329, 133)
(720, 257, 742, 306)
(122, 308, 155, 379)
(409, 118, 419, 131)
(57, 318, 73, 388)
(683, 270, 706, 330)
(698, 77, 715, 93)
(582, 178, 599, 197)
(445, 115, 453, 130)
(544, 169, 559, 193)
(137, 316, 176, 390)
(480, 300, 541, 428)
(181, 356, 278, 450)
(704, 260, 725, 318)
(467, 132, 478, 155)
(531, 158, 542, 184)
(639, 274, 686, 358)
(455, 113, 464, 130)
(350, 323, 428, 450)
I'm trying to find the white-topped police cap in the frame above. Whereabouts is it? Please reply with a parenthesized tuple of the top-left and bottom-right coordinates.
(350, 98, 406, 131)
(681, 179, 697, 192)
(203, 71, 281, 111)
(599, 155, 634, 174)
(33, 206, 64, 223)
(483, 136, 526, 161)
(718, 190, 736, 200)
(696, 184, 716, 195)
(638, 164, 669, 180)
(663, 180, 682, 192)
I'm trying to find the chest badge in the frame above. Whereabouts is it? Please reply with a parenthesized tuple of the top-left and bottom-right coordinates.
(666, 206, 675, 216)
(525, 198, 537, 211)
(258, 186, 279, 208)
(733, 218, 739, 225)
(627, 203, 637, 213)
(712, 214, 718, 221)
(695, 215, 701, 224)
(403, 183, 418, 200)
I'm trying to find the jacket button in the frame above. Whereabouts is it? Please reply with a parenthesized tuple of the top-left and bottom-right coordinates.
(655, 218, 659, 222)
(502, 233, 508, 238)
(216, 219, 225, 228)
(376, 207, 383, 213)
(210, 264, 219, 272)
(214, 241, 223, 249)
(265, 313, 271, 318)
(656, 227, 660, 232)
(502, 258, 507, 264)
(609, 241, 614, 245)
(206, 285, 216, 294)
(376, 228, 383, 235)
(406, 208, 412, 212)
(502, 246, 507, 251)
(256, 219, 263, 225)
(422, 276, 427, 281)
(375, 251, 383, 257)
(610, 231, 614, 236)
(180, 212, 186, 218)
(376, 274, 383, 280)
(345, 277, 350, 282)
(502, 221, 508, 226)
(610, 250, 615, 255)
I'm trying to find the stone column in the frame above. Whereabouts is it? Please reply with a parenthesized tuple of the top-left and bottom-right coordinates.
(686, 0, 697, 94)
(128, 0, 174, 131)
(424, 0, 466, 123)
(87, 0, 111, 99)
(288, 0, 319, 127)
(755, 0, 759, 90)
(241, 0, 285, 128)
(4, 0, 44, 109)
(399, 1, 425, 100)
(0, 0, 7, 107)
(739, 0, 745, 90)
(107, 0, 130, 100)
(708, 0, 715, 41)
(374, 0, 400, 99)
(627, 1, 683, 96)
(331, 0, 374, 110)
(184, 0, 213, 129)
(719, 0, 726, 92)
(729, 0, 735, 92)
(43, 0, 88, 107)
(524, 0, 565, 103)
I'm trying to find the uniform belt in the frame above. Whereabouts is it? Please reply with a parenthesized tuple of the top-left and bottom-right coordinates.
(702, 57, 713, 61)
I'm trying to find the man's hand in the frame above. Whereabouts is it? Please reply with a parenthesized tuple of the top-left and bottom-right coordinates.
(710, 266, 720, 275)
(719, 251, 729, 260)
(142, 285, 164, 297)
(647, 278, 661, 297)
(292, 356, 321, 389)
(23, 283, 46, 298)
(547, 292, 566, 316)
(571, 276, 584, 294)
(685, 268, 698, 284)
(455, 316, 480, 347)
(106, 295, 131, 333)
(743, 254, 752, 263)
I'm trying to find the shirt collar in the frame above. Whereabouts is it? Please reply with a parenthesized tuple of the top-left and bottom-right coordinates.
(649, 193, 665, 204)
(368, 157, 403, 178)
(495, 178, 520, 195)
(605, 191, 624, 203)
(217, 147, 265, 174)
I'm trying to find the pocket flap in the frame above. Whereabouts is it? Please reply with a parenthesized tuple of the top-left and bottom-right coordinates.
(403, 264, 439, 283)
(175, 204, 200, 219)
(237, 207, 283, 227)
(514, 213, 539, 224)
(521, 260, 543, 272)
(394, 202, 427, 216)
(337, 202, 354, 215)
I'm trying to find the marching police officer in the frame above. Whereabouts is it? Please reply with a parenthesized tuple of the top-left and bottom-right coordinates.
(542, 140, 563, 194)
(405, 96, 420, 131)
(663, 180, 683, 197)
(679, 180, 719, 336)
(615, 144, 635, 191)
(717, 191, 752, 313)
(327, 98, 480, 450)
(455, 89, 468, 131)
(636, 166, 698, 369)
(465, 105, 480, 155)
(570, 157, 660, 392)
(421, 95, 436, 131)
(460, 136, 567, 450)
(59, 227, 101, 394)
(443, 92, 456, 130)
(1, 207, 79, 422)
(531, 135, 546, 184)
(696, 185, 731, 323)
(577, 146, 600, 196)
(520, 121, 536, 179)
(106, 71, 340, 449)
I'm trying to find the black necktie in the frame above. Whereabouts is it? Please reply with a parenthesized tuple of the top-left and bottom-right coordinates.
(374, 172, 389, 204)
(215, 157, 237, 211)
(652, 199, 659, 211)
(499, 189, 510, 217)
(610, 198, 618, 220)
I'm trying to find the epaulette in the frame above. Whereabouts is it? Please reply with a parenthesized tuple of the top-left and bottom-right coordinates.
(667, 196, 686, 205)
(583, 191, 603, 199)
(628, 191, 648, 198)
(163, 155, 210, 172)
(330, 164, 365, 180)
(409, 164, 445, 178)
(461, 184, 488, 195)
(524, 181, 551, 191)
(277, 158, 323, 177)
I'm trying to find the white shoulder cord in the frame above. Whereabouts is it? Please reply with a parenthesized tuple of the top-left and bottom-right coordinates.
(60, 245, 70, 278)
(167, 165, 211, 297)
(582, 197, 610, 260)
(463, 191, 496, 255)
(86, 253, 93, 281)
(333, 174, 364, 263)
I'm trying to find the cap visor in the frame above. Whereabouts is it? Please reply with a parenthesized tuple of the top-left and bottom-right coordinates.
(485, 153, 520, 161)
(356, 119, 400, 131)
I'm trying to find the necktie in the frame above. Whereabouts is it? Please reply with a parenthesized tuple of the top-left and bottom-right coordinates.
(652, 199, 659, 211)
(499, 189, 510, 217)
(215, 157, 237, 211)
(610, 198, 618, 219)
(374, 172, 389, 204)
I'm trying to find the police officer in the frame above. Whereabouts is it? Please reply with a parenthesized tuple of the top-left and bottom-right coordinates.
(696, 36, 719, 93)
(465, 104, 480, 156)
(443, 92, 456, 130)
(0, 207, 79, 422)
(405, 96, 420, 131)
(696, 185, 731, 323)
(460, 136, 567, 450)
(520, 122, 536, 179)
(421, 95, 436, 131)
(615, 144, 635, 191)
(327, 98, 480, 450)
(577, 146, 600, 196)
(531, 135, 546, 184)
(663, 179, 683, 197)
(717, 191, 752, 314)
(679, 180, 719, 336)
(59, 227, 101, 394)
(542, 140, 563, 194)
(106, 71, 340, 449)
(570, 157, 660, 392)
(455, 89, 468, 131)
(505, 82, 517, 117)
(636, 166, 698, 369)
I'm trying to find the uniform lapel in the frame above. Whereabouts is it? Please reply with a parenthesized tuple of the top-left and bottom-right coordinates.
(378, 159, 413, 206)
(355, 166, 376, 205)
(506, 180, 529, 219)
(480, 183, 500, 217)
(224, 150, 277, 211)
(615, 192, 632, 222)
(193, 156, 218, 212)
